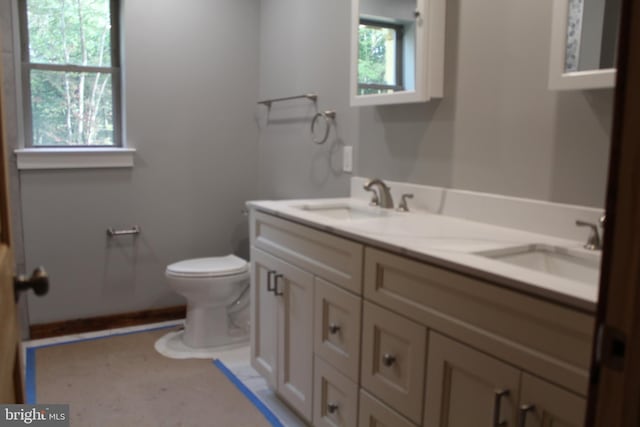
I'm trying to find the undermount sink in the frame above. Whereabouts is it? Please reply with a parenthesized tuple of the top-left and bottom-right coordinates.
(293, 202, 391, 220)
(475, 244, 601, 286)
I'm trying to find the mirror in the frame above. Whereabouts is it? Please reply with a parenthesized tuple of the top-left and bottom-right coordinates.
(549, 0, 621, 90)
(350, 0, 445, 106)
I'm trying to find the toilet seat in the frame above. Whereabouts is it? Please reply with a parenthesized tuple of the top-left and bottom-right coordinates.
(166, 255, 248, 278)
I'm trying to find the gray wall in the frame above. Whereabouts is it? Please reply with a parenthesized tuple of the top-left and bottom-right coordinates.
(9, 0, 260, 324)
(259, 0, 613, 208)
(2, 0, 614, 324)
(256, 0, 355, 199)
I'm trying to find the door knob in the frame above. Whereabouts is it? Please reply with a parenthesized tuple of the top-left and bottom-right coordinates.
(14, 267, 49, 301)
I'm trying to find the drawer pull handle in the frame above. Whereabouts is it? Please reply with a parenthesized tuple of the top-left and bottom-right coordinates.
(328, 323, 341, 334)
(274, 274, 284, 296)
(327, 403, 339, 414)
(519, 404, 535, 427)
(267, 270, 276, 293)
(492, 389, 510, 427)
(382, 353, 396, 367)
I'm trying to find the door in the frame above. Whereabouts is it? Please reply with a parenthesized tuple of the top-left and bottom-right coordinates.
(250, 247, 279, 388)
(424, 332, 520, 427)
(586, 0, 640, 425)
(0, 243, 19, 403)
(276, 256, 314, 421)
(0, 52, 21, 402)
(519, 373, 585, 427)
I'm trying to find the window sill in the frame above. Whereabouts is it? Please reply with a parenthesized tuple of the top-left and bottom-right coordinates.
(14, 148, 136, 170)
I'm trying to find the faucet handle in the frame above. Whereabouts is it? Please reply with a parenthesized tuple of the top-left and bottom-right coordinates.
(576, 220, 602, 250)
(397, 194, 414, 212)
(364, 186, 379, 206)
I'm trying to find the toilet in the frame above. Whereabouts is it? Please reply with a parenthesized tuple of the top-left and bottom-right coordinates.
(165, 254, 250, 349)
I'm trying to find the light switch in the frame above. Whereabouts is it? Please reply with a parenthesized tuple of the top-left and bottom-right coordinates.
(343, 146, 353, 173)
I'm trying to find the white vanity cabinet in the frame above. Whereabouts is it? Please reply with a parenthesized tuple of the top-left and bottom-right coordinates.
(250, 211, 364, 423)
(249, 209, 595, 426)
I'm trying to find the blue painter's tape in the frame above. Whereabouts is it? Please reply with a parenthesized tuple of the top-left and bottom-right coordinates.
(28, 324, 180, 350)
(25, 347, 37, 404)
(213, 359, 284, 427)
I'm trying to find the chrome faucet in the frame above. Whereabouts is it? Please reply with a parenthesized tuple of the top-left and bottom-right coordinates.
(576, 220, 602, 250)
(363, 178, 394, 209)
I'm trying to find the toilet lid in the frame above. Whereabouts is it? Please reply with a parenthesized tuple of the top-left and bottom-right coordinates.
(166, 255, 249, 278)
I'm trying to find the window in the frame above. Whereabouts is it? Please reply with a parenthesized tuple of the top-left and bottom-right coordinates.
(358, 19, 404, 95)
(19, 0, 120, 147)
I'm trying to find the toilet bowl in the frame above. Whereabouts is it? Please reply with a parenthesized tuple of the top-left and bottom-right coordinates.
(165, 255, 250, 349)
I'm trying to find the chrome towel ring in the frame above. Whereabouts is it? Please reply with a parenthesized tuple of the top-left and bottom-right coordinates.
(311, 110, 336, 144)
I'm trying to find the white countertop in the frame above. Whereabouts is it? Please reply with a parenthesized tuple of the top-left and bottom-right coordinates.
(248, 198, 600, 313)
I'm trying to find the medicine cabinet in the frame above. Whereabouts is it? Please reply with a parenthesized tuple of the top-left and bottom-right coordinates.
(548, 0, 621, 90)
(350, 0, 446, 106)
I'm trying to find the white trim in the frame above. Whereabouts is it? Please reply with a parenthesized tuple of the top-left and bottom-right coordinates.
(548, 0, 616, 90)
(15, 148, 136, 170)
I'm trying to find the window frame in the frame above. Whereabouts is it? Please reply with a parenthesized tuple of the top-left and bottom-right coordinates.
(18, 0, 122, 148)
(358, 18, 405, 94)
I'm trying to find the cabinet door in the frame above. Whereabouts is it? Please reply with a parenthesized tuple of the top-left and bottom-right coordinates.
(250, 247, 279, 388)
(424, 332, 520, 427)
(276, 257, 314, 421)
(519, 373, 586, 427)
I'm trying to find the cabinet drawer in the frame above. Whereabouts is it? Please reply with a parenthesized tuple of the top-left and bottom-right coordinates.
(251, 211, 363, 294)
(361, 301, 427, 425)
(314, 278, 362, 382)
(313, 356, 359, 427)
(364, 247, 594, 395)
(358, 390, 417, 427)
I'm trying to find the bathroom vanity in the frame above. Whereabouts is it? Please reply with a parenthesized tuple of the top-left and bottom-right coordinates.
(248, 186, 598, 427)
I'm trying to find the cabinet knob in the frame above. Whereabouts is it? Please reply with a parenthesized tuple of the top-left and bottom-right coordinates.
(328, 323, 341, 334)
(327, 403, 339, 414)
(519, 404, 535, 427)
(382, 353, 396, 367)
